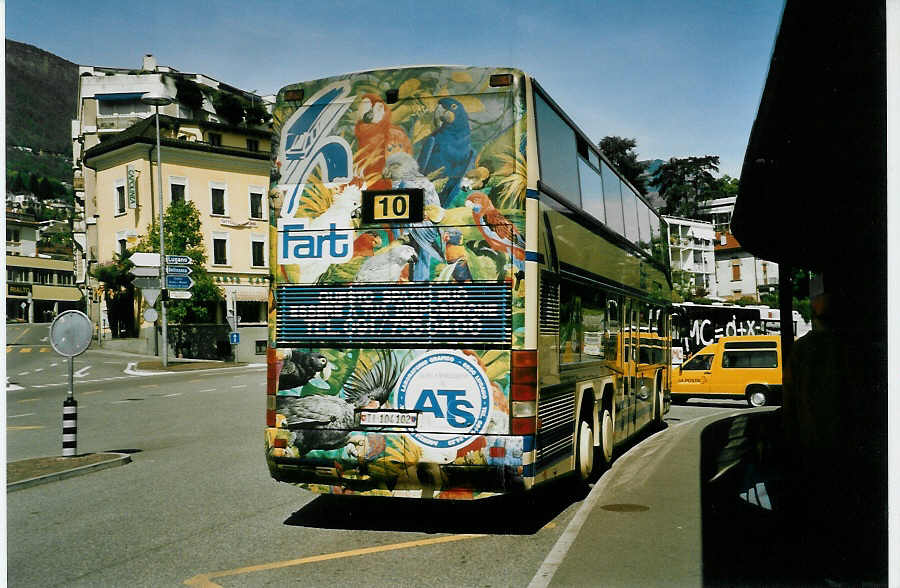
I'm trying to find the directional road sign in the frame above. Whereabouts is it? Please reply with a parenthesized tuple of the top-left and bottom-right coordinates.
(131, 252, 161, 267)
(165, 255, 193, 265)
(168, 290, 193, 300)
(166, 275, 194, 290)
(166, 265, 193, 275)
(142, 288, 161, 306)
(133, 277, 162, 290)
(130, 266, 160, 277)
(229, 332, 240, 345)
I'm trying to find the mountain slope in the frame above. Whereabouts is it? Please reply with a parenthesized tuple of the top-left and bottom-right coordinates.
(6, 38, 78, 155)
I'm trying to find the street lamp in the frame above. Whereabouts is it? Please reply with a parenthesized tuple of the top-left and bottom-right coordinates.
(141, 91, 174, 367)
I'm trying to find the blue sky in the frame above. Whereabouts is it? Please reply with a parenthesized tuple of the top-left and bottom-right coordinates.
(6, 0, 784, 178)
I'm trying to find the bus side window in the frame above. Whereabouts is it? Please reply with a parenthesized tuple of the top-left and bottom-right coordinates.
(582, 289, 607, 360)
(559, 280, 582, 364)
(606, 297, 619, 362)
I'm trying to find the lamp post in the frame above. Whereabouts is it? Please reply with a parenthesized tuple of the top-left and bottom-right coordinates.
(141, 91, 174, 367)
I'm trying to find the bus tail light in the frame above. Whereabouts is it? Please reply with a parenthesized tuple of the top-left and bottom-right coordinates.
(511, 350, 537, 401)
(511, 416, 536, 435)
(511, 350, 537, 434)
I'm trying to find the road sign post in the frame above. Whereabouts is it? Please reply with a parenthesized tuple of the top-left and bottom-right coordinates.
(49, 311, 93, 457)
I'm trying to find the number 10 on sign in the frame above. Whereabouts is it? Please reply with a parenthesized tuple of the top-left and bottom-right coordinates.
(373, 193, 409, 220)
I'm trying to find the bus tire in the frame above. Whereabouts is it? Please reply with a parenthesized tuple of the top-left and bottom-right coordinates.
(747, 385, 768, 407)
(653, 373, 664, 427)
(575, 404, 595, 483)
(597, 403, 614, 471)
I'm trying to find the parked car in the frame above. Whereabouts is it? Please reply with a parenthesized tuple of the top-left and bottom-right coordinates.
(671, 335, 782, 407)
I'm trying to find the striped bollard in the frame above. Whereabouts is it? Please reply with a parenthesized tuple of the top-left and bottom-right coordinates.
(63, 397, 78, 457)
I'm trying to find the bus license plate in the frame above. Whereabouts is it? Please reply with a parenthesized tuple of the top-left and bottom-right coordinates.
(359, 410, 418, 428)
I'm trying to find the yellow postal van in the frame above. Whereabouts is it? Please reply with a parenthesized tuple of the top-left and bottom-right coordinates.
(671, 335, 782, 407)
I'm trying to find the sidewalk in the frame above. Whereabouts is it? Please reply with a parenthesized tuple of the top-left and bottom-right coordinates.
(530, 410, 751, 587)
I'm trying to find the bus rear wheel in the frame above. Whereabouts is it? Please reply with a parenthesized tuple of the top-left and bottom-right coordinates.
(575, 414, 595, 483)
(747, 385, 768, 407)
(598, 406, 614, 470)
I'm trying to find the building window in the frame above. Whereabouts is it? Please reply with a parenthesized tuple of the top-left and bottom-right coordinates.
(251, 239, 265, 267)
(761, 262, 768, 284)
(249, 189, 264, 219)
(208, 133, 222, 146)
(210, 182, 227, 216)
(115, 180, 126, 215)
(246, 138, 259, 152)
(169, 177, 188, 204)
(213, 232, 229, 265)
(255, 340, 267, 355)
(732, 262, 741, 281)
(7, 228, 20, 242)
(118, 239, 127, 257)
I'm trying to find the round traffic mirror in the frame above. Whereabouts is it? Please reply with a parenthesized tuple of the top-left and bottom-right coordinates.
(49, 310, 93, 357)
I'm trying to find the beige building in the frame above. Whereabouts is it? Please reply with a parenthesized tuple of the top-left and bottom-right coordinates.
(6, 213, 81, 322)
(72, 54, 274, 357)
(82, 115, 271, 352)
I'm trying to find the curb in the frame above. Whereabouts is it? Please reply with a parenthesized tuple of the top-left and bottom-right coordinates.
(7, 453, 132, 493)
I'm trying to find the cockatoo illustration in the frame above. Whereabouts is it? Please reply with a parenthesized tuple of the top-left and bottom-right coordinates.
(277, 394, 357, 455)
(355, 244, 418, 283)
(291, 183, 362, 284)
(417, 97, 475, 206)
(383, 152, 444, 281)
(278, 351, 330, 391)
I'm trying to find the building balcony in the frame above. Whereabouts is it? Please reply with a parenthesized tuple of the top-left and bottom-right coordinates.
(96, 115, 144, 131)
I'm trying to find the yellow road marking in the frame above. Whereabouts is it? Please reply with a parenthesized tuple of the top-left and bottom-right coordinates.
(17, 398, 38, 403)
(39, 347, 50, 352)
(8, 426, 44, 431)
(184, 533, 485, 587)
(20, 347, 32, 353)
(6, 346, 11, 352)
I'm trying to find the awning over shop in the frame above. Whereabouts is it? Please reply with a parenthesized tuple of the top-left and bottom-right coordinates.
(32, 285, 83, 302)
(222, 285, 268, 302)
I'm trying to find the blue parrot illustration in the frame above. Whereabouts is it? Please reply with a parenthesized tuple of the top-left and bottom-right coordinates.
(417, 97, 475, 207)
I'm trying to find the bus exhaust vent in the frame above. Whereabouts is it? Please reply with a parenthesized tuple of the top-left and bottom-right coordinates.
(276, 283, 512, 348)
(540, 272, 559, 335)
(535, 390, 575, 471)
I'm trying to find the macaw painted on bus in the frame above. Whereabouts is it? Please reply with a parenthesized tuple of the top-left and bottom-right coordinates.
(417, 97, 476, 207)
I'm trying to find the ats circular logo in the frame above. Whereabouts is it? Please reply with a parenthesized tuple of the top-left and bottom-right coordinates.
(397, 352, 492, 448)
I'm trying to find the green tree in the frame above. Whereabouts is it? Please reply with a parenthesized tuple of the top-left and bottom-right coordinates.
(651, 155, 720, 217)
(136, 200, 222, 323)
(212, 93, 245, 126)
(91, 250, 136, 338)
(599, 136, 649, 195)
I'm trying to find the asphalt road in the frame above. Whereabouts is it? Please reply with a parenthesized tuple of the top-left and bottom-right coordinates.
(6, 357, 748, 587)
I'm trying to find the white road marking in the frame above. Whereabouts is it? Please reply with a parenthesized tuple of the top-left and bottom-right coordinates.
(9, 413, 35, 418)
(50, 362, 58, 367)
(200, 389, 216, 393)
(73, 366, 91, 378)
(18, 371, 30, 376)
(7, 378, 24, 391)
(165, 393, 182, 397)
(34, 368, 44, 372)
(528, 467, 617, 588)
(232, 384, 247, 389)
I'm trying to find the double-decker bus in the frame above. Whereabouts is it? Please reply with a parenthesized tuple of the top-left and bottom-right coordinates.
(265, 66, 672, 499)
